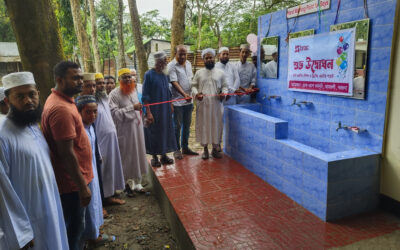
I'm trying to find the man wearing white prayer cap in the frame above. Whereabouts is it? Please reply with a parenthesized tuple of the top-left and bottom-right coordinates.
(236, 44, 256, 104)
(263, 47, 278, 78)
(0, 71, 69, 249)
(216, 46, 240, 106)
(0, 87, 8, 116)
(192, 48, 228, 159)
(142, 50, 177, 167)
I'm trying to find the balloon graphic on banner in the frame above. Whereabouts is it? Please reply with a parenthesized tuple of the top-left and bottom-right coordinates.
(336, 58, 342, 66)
(340, 61, 348, 70)
(336, 34, 349, 78)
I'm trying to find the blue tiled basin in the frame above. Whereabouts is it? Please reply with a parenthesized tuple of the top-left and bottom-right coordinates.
(224, 103, 380, 221)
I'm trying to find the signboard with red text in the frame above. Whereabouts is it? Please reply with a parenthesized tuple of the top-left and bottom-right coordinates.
(288, 28, 355, 96)
(287, 0, 331, 19)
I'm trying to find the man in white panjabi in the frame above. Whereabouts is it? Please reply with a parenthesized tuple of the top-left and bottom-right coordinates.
(109, 68, 148, 194)
(192, 48, 229, 160)
(263, 48, 278, 78)
(215, 47, 240, 106)
(0, 72, 68, 250)
(236, 44, 256, 104)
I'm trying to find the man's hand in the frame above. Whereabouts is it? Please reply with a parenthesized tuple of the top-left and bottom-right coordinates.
(146, 112, 154, 124)
(79, 185, 92, 207)
(184, 94, 192, 102)
(196, 93, 204, 101)
(21, 240, 34, 249)
(134, 103, 142, 111)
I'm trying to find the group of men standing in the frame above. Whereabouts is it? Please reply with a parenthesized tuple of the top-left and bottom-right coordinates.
(166, 43, 257, 160)
(0, 42, 257, 250)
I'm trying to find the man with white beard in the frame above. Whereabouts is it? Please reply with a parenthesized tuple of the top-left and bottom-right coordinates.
(94, 73, 126, 205)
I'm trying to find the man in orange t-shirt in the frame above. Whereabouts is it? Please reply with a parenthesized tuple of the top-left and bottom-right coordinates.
(42, 61, 93, 250)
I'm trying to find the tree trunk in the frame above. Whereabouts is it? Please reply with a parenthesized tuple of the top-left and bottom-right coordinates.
(4, 0, 65, 103)
(170, 0, 186, 58)
(88, 0, 101, 72)
(127, 0, 148, 83)
(117, 0, 127, 68)
(69, 0, 94, 72)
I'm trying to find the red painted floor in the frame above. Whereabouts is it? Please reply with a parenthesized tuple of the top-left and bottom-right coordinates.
(153, 155, 400, 249)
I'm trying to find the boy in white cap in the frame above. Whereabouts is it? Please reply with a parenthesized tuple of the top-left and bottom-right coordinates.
(192, 48, 228, 159)
(0, 72, 69, 249)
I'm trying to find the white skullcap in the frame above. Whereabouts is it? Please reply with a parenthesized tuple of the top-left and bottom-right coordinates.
(130, 68, 137, 74)
(240, 44, 250, 50)
(201, 48, 215, 58)
(0, 87, 5, 101)
(272, 47, 278, 54)
(154, 51, 167, 60)
(2, 72, 36, 91)
(218, 47, 229, 53)
(251, 51, 257, 57)
(83, 73, 96, 81)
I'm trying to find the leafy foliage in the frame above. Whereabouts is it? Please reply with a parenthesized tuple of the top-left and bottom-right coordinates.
(0, 0, 15, 42)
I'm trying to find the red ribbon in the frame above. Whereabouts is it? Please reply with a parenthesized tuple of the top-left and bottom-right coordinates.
(143, 88, 259, 107)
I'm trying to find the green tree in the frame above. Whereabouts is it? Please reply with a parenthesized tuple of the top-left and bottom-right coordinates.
(0, 0, 15, 41)
(4, 0, 65, 102)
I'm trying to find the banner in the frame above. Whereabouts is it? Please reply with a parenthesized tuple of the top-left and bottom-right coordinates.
(288, 28, 355, 96)
(287, 0, 331, 19)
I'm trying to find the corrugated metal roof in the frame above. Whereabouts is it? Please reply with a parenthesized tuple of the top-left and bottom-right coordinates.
(0, 42, 19, 57)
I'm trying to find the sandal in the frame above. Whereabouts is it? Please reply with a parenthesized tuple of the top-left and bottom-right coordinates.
(134, 183, 146, 193)
(124, 184, 136, 198)
(212, 148, 222, 159)
(160, 155, 174, 165)
(151, 158, 161, 167)
(202, 149, 209, 160)
(95, 234, 115, 246)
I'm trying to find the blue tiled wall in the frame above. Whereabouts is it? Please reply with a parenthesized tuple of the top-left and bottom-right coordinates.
(256, 0, 397, 153)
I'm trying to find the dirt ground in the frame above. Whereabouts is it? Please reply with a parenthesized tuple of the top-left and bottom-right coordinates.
(93, 190, 179, 250)
(93, 106, 201, 250)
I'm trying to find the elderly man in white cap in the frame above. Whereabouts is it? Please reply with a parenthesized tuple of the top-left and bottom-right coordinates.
(236, 44, 256, 104)
(215, 47, 240, 106)
(93, 72, 126, 206)
(167, 44, 197, 160)
(192, 48, 228, 159)
(142, 51, 178, 167)
(0, 87, 8, 119)
(0, 72, 69, 249)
